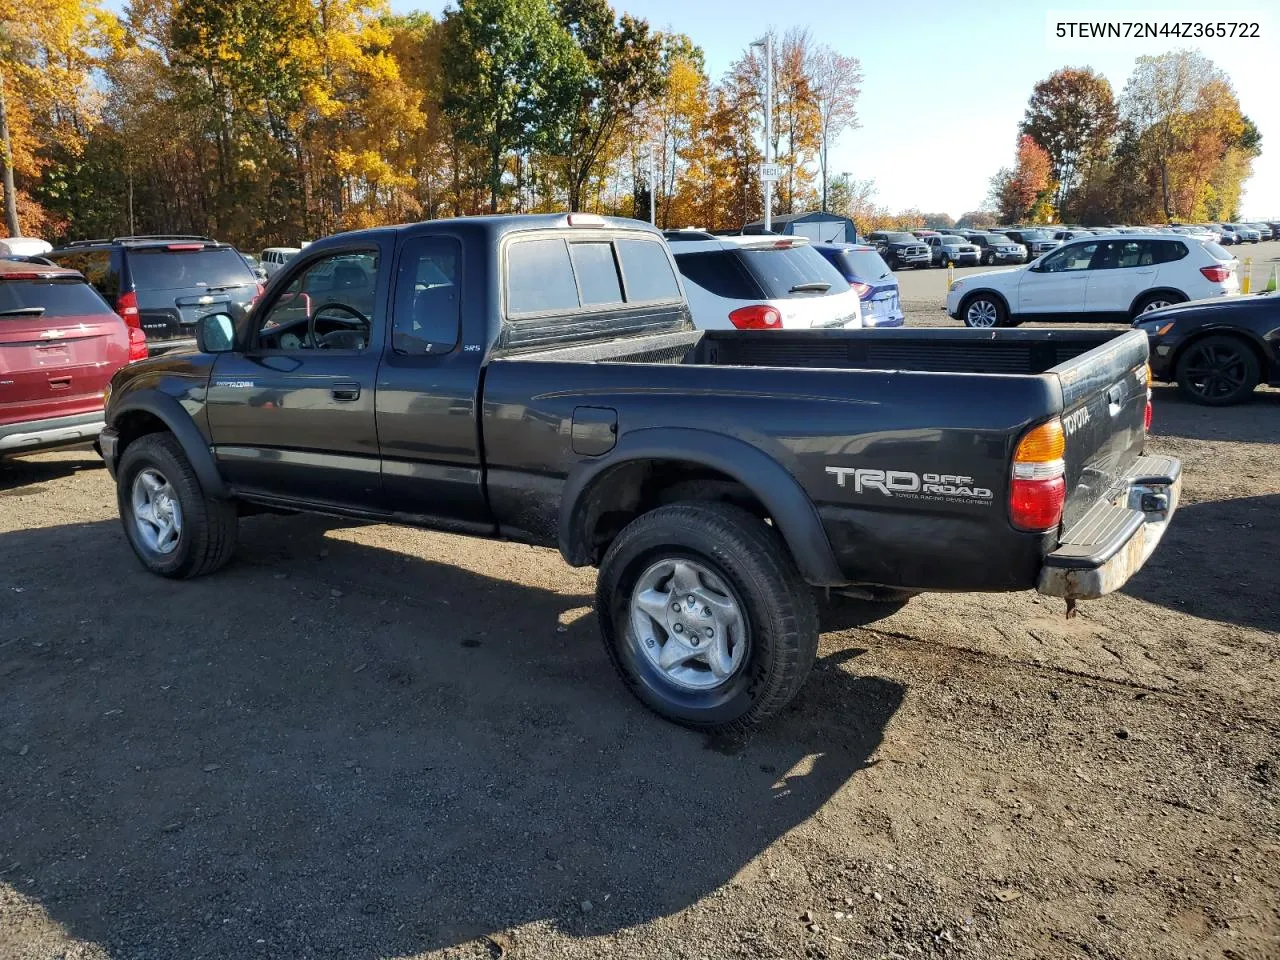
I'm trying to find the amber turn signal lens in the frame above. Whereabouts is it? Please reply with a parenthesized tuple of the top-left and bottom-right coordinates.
(1014, 419, 1065, 463)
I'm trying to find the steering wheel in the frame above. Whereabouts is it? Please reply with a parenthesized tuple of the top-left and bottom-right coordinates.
(307, 301, 371, 349)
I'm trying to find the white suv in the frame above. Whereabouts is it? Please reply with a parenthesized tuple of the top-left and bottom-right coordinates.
(665, 232, 862, 330)
(946, 234, 1239, 328)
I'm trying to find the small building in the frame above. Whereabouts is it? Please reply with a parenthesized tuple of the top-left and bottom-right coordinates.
(740, 211, 859, 244)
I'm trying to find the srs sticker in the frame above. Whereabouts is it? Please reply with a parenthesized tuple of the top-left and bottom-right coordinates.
(826, 467, 994, 505)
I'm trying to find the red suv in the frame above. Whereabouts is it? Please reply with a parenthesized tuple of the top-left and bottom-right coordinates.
(0, 259, 146, 457)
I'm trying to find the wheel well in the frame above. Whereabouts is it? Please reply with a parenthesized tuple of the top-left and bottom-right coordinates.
(1129, 288, 1186, 317)
(571, 460, 770, 565)
(1169, 328, 1269, 381)
(114, 410, 169, 457)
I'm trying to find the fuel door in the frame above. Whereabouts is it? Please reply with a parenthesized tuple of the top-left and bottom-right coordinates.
(571, 406, 618, 456)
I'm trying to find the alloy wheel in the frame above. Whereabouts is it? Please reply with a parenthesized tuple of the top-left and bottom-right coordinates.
(131, 468, 183, 555)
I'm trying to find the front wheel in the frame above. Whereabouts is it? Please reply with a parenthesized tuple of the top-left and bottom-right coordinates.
(116, 433, 238, 578)
(960, 293, 1007, 328)
(981, 251, 994, 265)
(596, 502, 819, 733)
(1174, 334, 1260, 406)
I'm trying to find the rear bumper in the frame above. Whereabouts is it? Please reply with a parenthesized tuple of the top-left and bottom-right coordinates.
(0, 412, 104, 456)
(1038, 455, 1182, 600)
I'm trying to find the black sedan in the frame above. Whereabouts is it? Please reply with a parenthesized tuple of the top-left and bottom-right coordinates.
(1134, 293, 1279, 405)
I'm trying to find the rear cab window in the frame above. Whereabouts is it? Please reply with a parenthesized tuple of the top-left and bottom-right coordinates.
(127, 246, 258, 291)
(0, 277, 114, 318)
(506, 233, 685, 317)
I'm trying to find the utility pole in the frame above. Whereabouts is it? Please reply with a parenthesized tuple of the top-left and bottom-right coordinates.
(750, 35, 773, 232)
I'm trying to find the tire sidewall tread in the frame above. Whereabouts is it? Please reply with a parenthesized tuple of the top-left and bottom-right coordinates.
(595, 501, 819, 734)
(116, 433, 237, 579)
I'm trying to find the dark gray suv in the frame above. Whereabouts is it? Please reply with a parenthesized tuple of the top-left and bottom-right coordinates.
(48, 236, 262, 355)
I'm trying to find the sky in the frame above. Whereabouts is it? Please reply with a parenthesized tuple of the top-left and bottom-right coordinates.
(398, 0, 1278, 219)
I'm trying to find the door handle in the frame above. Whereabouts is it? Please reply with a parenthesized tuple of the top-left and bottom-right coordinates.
(47, 376, 72, 390)
(331, 382, 361, 402)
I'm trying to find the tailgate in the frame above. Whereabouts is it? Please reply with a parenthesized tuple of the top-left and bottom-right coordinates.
(0, 315, 127, 426)
(1048, 329, 1150, 530)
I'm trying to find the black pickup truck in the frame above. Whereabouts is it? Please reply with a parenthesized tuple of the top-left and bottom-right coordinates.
(98, 214, 1182, 732)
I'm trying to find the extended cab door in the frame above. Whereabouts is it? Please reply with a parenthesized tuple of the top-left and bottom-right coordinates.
(1016, 240, 1097, 316)
(375, 232, 491, 528)
(204, 241, 390, 509)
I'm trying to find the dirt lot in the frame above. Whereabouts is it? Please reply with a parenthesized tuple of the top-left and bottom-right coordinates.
(2, 381, 1279, 957)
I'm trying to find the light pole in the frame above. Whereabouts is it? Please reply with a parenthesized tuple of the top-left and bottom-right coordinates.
(750, 35, 773, 232)
(649, 145, 657, 226)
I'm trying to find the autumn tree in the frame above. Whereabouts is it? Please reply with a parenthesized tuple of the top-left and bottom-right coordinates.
(989, 135, 1054, 224)
(0, 0, 121, 236)
(1122, 49, 1229, 220)
(1019, 68, 1116, 215)
(553, 0, 664, 212)
(808, 45, 861, 212)
(442, 0, 585, 212)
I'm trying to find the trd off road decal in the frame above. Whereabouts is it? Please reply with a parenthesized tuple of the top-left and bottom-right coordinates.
(826, 466, 994, 506)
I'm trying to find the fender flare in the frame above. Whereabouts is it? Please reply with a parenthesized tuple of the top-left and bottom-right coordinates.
(558, 427, 847, 586)
(112, 391, 230, 499)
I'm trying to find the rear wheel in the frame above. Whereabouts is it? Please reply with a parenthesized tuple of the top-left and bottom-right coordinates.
(1132, 291, 1187, 318)
(1174, 334, 1260, 406)
(960, 293, 1007, 328)
(596, 502, 819, 733)
(116, 433, 238, 578)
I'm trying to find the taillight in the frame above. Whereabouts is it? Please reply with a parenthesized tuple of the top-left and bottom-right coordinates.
(127, 326, 149, 362)
(728, 305, 782, 329)
(115, 289, 140, 326)
(1143, 363, 1153, 432)
(1010, 418, 1066, 531)
(850, 281, 872, 298)
(1200, 264, 1232, 282)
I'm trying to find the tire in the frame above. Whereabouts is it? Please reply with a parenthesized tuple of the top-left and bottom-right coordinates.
(939, 255, 950, 269)
(887, 254, 899, 270)
(981, 251, 994, 265)
(959, 293, 1007, 328)
(1174, 334, 1260, 406)
(1132, 291, 1187, 318)
(595, 501, 819, 733)
(116, 432, 238, 578)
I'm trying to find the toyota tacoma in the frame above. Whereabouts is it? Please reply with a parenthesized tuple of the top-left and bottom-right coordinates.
(98, 214, 1182, 732)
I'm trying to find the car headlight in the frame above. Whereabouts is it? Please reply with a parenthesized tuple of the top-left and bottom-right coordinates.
(949, 279, 963, 292)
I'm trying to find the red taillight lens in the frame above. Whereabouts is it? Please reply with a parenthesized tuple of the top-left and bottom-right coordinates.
(1144, 400, 1153, 431)
(127, 326, 149, 362)
(1010, 419, 1067, 531)
(728, 305, 782, 329)
(115, 290, 140, 326)
(1010, 475, 1066, 530)
(1200, 264, 1231, 282)
(850, 281, 872, 298)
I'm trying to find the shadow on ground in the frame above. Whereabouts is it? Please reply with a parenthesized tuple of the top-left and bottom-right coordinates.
(1148, 382, 1280, 444)
(0, 453, 103, 494)
(0, 514, 904, 959)
(1123, 492, 1280, 633)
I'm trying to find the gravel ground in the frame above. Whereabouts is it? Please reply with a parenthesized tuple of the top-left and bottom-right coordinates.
(1, 278, 1278, 959)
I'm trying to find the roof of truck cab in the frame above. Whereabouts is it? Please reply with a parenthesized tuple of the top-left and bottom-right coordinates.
(319, 214, 666, 245)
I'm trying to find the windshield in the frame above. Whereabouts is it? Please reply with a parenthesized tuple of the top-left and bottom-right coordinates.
(127, 247, 258, 291)
(885, 233, 917, 243)
(738, 244, 851, 297)
(939, 236, 966, 244)
(1020, 230, 1050, 240)
(0, 278, 112, 318)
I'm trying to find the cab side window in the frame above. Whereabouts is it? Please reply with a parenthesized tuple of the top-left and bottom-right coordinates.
(393, 237, 461, 355)
(256, 251, 379, 352)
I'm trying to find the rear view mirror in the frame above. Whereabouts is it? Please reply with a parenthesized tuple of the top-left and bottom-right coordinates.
(196, 312, 236, 353)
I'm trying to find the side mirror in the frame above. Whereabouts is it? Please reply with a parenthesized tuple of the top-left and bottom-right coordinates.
(196, 312, 236, 353)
